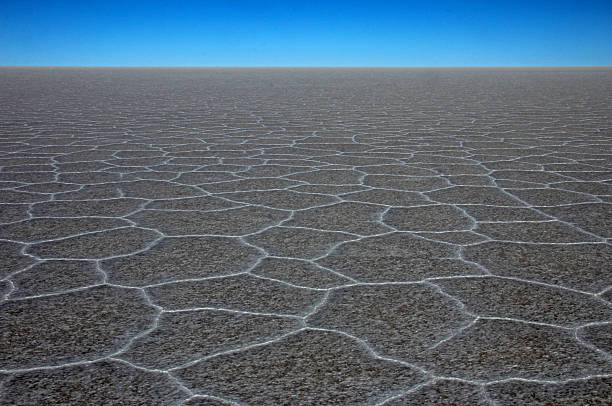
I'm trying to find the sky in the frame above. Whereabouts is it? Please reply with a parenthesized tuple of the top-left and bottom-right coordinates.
(1, 0, 611, 66)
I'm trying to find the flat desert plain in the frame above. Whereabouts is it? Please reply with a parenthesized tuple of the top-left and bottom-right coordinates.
(0, 67, 611, 405)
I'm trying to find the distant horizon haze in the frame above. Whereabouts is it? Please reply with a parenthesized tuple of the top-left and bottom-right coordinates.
(2, 66, 612, 69)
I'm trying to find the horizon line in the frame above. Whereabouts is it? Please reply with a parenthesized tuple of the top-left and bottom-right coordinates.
(1, 65, 611, 69)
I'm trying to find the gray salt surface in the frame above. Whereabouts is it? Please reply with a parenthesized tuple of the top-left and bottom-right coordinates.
(0, 67, 611, 405)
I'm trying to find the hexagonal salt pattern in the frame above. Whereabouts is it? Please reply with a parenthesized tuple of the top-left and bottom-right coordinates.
(0, 361, 189, 405)
(1, 68, 611, 405)
(0, 286, 156, 369)
(173, 329, 427, 405)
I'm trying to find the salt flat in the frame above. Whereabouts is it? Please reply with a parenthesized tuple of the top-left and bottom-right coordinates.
(0, 67, 611, 405)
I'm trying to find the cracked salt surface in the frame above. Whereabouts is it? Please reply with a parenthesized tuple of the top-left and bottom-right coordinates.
(0, 67, 611, 405)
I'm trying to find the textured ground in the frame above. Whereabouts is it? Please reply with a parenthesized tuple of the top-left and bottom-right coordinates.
(0, 67, 611, 405)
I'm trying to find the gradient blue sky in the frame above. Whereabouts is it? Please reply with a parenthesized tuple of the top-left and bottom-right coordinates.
(1, 0, 611, 66)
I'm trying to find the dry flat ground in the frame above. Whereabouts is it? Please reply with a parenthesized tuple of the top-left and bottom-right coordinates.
(0, 67, 611, 405)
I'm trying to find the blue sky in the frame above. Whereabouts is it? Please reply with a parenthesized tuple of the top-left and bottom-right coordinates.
(1, 0, 611, 66)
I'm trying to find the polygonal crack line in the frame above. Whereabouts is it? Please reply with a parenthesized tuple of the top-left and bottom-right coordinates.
(244, 271, 330, 292)
(395, 230, 492, 248)
(269, 198, 351, 215)
(548, 179, 612, 190)
(1, 279, 16, 302)
(242, 228, 362, 283)
(424, 164, 478, 182)
(477, 219, 557, 224)
(24, 201, 37, 219)
(466, 239, 608, 246)
(429, 278, 612, 360)
(1, 258, 42, 284)
(0, 356, 112, 375)
(307, 261, 359, 283)
(159, 306, 303, 322)
(597, 285, 612, 300)
(134, 227, 283, 240)
(479, 384, 503, 406)
(306, 230, 396, 260)
(0, 286, 172, 379)
(428, 278, 606, 330)
(371, 379, 438, 406)
(5, 281, 115, 302)
(496, 188, 610, 242)
(0, 223, 135, 246)
(300, 289, 332, 324)
(481, 373, 612, 388)
(179, 394, 242, 406)
(574, 321, 612, 360)
(111, 306, 307, 383)
(99, 236, 268, 289)
(547, 188, 607, 204)
(241, 227, 341, 285)
(165, 325, 432, 397)
(22, 229, 165, 262)
(300, 280, 481, 359)
(409, 281, 481, 351)
(4, 233, 171, 297)
(117, 199, 152, 219)
(453, 203, 480, 230)
(376, 205, 399, 232)
(380, 374, 612, 406)
(292, 183, 377, 197)
(107, 357, 197, 400)
(93, 260, 110, 283)
(108, 287, 165, 359)
(250, 224, 362, 241)
(307, 228, 471, 265)
(455, 245, 493, 275)
(426, 203, 607, 245)
(428, 273, 609, 302)
(372, 377, 499, 406)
